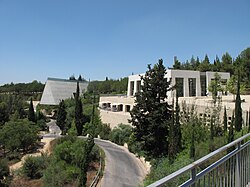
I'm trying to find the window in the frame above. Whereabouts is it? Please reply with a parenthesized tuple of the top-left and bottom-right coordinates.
(188, 78, 196, 97)
(130, 81, 134, 96)
(175, 78, 184, 97)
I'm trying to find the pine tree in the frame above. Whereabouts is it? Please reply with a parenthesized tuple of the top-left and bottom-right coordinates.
(235, 72, 242, 132)
(223, 106, 228, 133)
(56, 100, 67, 135)
(75, 82, 84, 136)
(28, 98, 36, 122)
(130, 59, 172, 158)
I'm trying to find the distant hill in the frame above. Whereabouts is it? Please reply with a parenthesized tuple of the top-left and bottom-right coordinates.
(0, 80, 44, 93)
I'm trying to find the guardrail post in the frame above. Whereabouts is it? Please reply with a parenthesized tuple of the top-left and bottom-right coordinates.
(235, 142, 241, 187)
(191, 167, 196, 187)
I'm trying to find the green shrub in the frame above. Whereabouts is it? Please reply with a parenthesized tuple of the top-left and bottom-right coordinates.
(110, 124, 132, 145)
(144, 151, 192, 186)
(0, 159, 10, 186)
(22, 154, 48, 179)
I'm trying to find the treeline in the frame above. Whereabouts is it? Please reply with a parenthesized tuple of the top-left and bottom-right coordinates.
(87, 77, 128, 94)
(0, 80, 44, 93)
(173, 47, 250, 88)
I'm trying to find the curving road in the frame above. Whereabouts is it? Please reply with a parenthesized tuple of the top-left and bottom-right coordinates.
(43, 121, 147, 186)
(43, 120, 61, 138)
(95, 139, 147, 187)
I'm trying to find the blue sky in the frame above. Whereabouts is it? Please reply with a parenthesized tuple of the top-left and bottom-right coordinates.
(0, 0, 249, 85)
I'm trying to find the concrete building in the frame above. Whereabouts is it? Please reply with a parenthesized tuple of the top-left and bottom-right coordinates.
(40, 78, 88, 105)
(99, 70, 231, 128)
(127, 70, 230, 98)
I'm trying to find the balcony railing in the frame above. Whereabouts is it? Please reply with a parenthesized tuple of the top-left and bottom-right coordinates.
(148, 133, 250, 187)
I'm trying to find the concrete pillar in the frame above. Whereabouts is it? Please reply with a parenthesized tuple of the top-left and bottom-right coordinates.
(133, 81, 137, 96)
(184, 78, 189, 97)
(127, 80, 131, 96)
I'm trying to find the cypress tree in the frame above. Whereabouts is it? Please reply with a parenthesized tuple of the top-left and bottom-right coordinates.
(28, 98, 36, 122)
(56, 100, 67, 135)
(130, 59, 172, 158)
(223, 106, 228, 133)
(175, 95, 182, 152)
(168, 99, 176, 163)
(75, 82, 84, 136)
(235, 72, 242, 132)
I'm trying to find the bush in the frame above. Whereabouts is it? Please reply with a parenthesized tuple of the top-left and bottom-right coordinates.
(0, 159, 10, 186)
(43, 136, 95, 187)
(22, 154, 48, 179)
(110, 124, 132, 145)
(144, 151, 192, 186)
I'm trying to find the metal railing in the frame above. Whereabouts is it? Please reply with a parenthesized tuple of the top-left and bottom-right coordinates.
(148, 133, 250, 187)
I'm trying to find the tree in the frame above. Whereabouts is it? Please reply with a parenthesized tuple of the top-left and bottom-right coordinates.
(221, 52, 233, 74)
(175, 96, 182, 152)
(130, 59, 172, 158)
(28, 98, 36, 122)
(208, 72, 223, 103)
(173, 57, 181, 69)
(223, 106, 228, 133)
(198, 54, 211, 72)
(226, 75, 246, 98)
(69, 75, 76, 80)
(168, 98, 176, 163)
(75, 82, 84, 136)
(0, 102, 9, 127)
(78, 75, 83, 81)
(43, 137, 94, 187)
(22, 155, 48, 179)
(110, 124, 132, 146)
(57, 100, 67, 135)
(0, 119, 38, 153)
(234, 73, 243, 132)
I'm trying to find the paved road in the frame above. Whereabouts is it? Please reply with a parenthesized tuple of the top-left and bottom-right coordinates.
(42, 121, 147, 186)
(43, 120, 62, 138)
(95, 139, 147, 187)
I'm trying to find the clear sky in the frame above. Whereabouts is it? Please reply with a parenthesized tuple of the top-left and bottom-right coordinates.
(0, 0, 249, 85)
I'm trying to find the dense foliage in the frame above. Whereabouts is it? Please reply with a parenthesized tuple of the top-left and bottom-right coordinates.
(130, 59, 172, 159)
(56, 100, 67, 135)
(43, 136, 95, 187)
(173, 47, 250, 90)
(0, 80, 44, 93)
(0, 159, 10, 186)
(75, 82, 84, 136)
(22, 154, 48, 179)
(0, 119, 39, 153)
(88, 77, 128, 94)
(109, 124, 132, 145)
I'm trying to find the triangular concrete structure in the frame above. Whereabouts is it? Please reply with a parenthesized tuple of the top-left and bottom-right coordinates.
(40, 78, 88, 105)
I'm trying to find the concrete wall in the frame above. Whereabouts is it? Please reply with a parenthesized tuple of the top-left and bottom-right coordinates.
(127, 70, 230, 98)
(100, 110, 132, 129)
